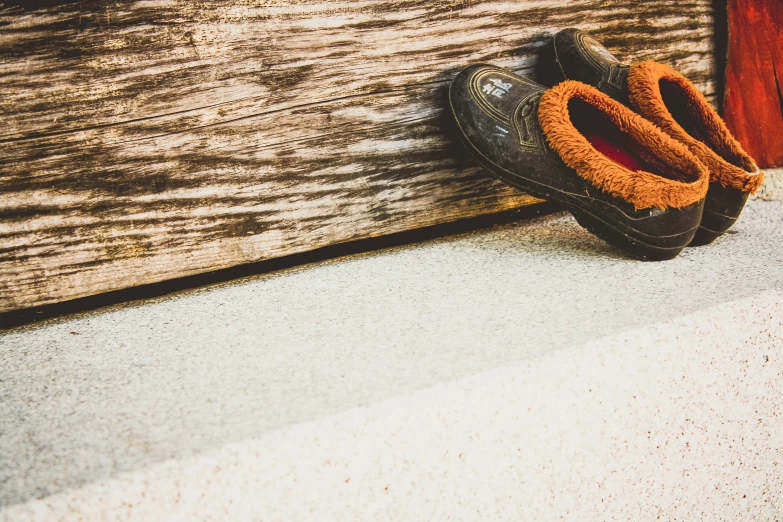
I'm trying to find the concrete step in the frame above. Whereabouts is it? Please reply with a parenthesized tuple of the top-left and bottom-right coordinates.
(1, 197, 782, 521)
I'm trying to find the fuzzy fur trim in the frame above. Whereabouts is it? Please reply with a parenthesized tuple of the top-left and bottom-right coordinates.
(537, 80, 709, 210)
(627, 60, 763, 193)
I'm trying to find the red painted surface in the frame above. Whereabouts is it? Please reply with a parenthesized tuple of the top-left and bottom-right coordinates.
(723, 0, 783, 168)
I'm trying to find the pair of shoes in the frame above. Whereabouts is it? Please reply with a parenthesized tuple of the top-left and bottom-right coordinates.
(449, 29, 764, 260)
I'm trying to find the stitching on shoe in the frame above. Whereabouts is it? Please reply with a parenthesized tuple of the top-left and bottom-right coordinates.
(513, 92, 545, 149)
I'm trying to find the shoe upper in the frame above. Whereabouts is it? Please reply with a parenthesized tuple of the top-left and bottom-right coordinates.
(554, 28, 764, 198)
(626, 60, 764, 194)
(449, 64, 707, 210)
(537, 80, 709, 211)
(553, 28, 631, 105)
(448, 63, 581, 194)
(448, 64, 709, 257)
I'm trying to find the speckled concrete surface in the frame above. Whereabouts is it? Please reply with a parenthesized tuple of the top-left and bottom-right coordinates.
(1, 199, 782, 521)
(756, 168, 783, 201)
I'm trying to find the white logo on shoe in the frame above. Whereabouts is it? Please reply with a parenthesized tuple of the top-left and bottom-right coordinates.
(482, 78, 513, 98)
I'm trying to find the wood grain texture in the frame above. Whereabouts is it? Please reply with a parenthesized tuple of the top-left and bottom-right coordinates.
(0, 0, 719, 313)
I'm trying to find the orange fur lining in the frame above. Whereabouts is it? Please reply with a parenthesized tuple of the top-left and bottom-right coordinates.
(537, 81, 709, 210)
(627, 61, 763, 193)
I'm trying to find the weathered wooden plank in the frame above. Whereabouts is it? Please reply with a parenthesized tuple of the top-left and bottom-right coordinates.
(0, 1, 718, 139)
(0, 0, 719, 313)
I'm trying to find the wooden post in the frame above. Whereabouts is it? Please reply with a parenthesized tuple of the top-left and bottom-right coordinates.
(723, 0, 783, 168)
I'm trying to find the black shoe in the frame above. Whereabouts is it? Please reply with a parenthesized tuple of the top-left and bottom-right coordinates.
(552, 28, 764, 245)
(449, 64, 709, 261)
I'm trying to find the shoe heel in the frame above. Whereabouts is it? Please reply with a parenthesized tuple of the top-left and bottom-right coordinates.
(689, 208, 744, 246)
(689, 226, 725, 246)
(570, 209, 690, 262)
(535, 37, 566, 87)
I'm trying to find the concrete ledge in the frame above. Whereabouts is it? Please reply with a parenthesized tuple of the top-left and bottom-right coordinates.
(2, 200, 782, 521)
(3, 291, 782, 521)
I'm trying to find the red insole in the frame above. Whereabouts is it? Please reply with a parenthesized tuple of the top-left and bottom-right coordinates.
(569, 99, 666, 177)
(580, 129, 655, 173)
